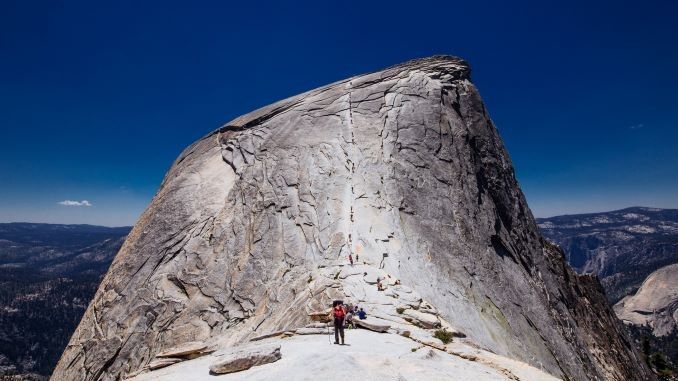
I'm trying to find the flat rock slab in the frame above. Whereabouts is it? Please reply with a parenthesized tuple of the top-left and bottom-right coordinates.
(147, 357, 183, 370)
(210, 344, 281, 375)
(403, 309, 440, 329)
(354, 318, 390, 332)
(156, 341, 209, 358)
(393, 287, 423, 306)
(250, 331, 285, 342)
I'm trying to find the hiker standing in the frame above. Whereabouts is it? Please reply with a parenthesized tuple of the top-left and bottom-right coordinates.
(332, 303, 346, 344)
(348, 254, 354, 266)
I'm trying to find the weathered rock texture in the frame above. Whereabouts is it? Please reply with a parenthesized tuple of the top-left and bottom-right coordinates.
(208, 343, 281, 375)
(615, 263, 678, 336)
(51, 56, 652, 381)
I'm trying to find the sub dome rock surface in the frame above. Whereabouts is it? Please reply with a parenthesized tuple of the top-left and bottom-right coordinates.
(51, 56, 651, 381)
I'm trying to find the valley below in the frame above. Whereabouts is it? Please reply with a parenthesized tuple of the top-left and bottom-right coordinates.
(538, 207, 678, 376)
(0, 223, 129, 380)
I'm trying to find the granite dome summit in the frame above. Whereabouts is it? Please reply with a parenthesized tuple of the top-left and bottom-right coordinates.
(52, 56, 651, 381)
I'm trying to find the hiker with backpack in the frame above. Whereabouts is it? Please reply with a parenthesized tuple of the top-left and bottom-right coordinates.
(332, 302, 347, 345)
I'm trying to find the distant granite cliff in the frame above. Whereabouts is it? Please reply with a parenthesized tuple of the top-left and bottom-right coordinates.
(537, 207, 678, 303)
(52, 56, 651, 381)
(614, 263, 678, 337)
(538, 207, 678, 374)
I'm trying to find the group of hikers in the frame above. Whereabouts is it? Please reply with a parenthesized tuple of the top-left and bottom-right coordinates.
(376, 276, 400, 291)
(349, 255, 401, 292)
(331, 301, 367, 345)
(329, 254, 404, 345)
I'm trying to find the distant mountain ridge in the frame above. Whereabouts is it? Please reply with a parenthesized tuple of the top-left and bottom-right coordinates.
(0, 223, 130, 379)
(538, 207, 678, 374)
(0, 222, 130, 247)
(537, 206, 678, 303)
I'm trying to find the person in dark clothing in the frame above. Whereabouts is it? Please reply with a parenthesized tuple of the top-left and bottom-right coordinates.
(357, 308, 367, 320)
(332, 303, 346, 344)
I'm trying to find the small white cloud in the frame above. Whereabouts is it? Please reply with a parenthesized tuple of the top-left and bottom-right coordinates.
(629, 123, 644, 130)
(58, 200, 92, 207)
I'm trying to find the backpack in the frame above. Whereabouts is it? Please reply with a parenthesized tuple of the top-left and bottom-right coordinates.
(333, 306, 345, 319)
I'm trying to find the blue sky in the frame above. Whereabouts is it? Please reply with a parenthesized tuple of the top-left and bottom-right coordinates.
(1, 0, 676, 226)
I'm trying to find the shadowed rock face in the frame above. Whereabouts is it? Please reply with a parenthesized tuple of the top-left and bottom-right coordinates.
(51, 56, 652, 381)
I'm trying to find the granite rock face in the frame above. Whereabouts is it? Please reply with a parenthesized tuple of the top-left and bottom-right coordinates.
(51, 56, 652, 381)
(208, 344, 281, 375)
(615, 263, 678, 336)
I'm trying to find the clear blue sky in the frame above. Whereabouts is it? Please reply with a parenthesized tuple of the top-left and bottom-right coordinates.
(1, 0, 677, 226)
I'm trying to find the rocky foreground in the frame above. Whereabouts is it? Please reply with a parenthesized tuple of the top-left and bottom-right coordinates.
(124, 258, 561, 380)
(129, 328, 560, 381)
(52, 56, 651, 380)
